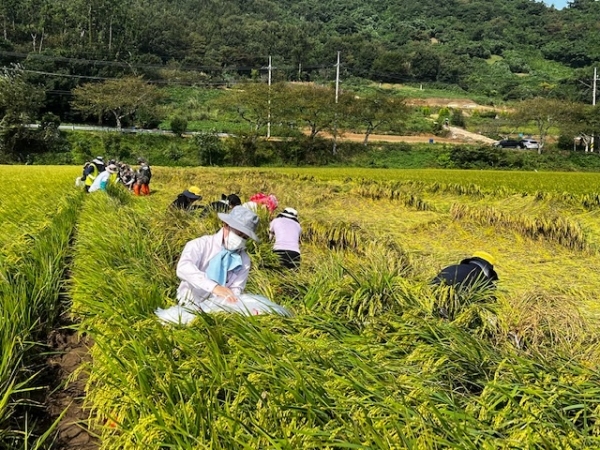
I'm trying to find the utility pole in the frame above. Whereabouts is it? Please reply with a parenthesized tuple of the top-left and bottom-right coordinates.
(267, 56, 272, 139)
(592, 67, 597, 152)
(332, 51, 340, 155)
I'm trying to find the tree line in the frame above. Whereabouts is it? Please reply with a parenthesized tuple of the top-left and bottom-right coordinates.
(1, 0, 600, 121)
(3, 62, 600, 165)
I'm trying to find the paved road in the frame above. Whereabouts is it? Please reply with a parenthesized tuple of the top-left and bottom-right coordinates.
(30, 123, 495, 145)
(56, 124, 230, 138)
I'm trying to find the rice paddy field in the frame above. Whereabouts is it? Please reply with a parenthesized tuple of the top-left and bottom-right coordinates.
(2, 165, 600, 448)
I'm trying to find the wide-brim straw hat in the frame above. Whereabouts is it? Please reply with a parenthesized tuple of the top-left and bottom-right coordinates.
(218, 206, 260, 241)
(472, 251, 496, 266)
(182, 186, 202, 200)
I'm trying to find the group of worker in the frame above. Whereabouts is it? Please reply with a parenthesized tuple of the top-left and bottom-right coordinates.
(73, 153, 503, 324)
(75, 160, 498, 321)
(171, 187, 302, 271)
(78, 156, 152, 195)
(161, 182, 498, 324)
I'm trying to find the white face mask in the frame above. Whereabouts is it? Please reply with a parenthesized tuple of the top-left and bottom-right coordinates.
(224, 230, 247, 251)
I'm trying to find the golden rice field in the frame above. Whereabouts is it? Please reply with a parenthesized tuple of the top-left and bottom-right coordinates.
(2, 165, 600, 449)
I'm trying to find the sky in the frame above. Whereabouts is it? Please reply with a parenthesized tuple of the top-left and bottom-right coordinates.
(545, 0, 569, 8)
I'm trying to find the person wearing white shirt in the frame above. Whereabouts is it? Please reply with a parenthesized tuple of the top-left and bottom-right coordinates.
(269, 207, 301, 269)
(88, 164, 118, 193)
(175, 206, 259, 309)
(156, 206, 295, 323)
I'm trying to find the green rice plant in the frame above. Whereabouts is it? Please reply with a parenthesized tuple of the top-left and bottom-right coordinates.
(580, 193, 600, 209)
(302, 219, 363, 251)
(430, 282, 500, 333)
(352, 181, 434, 211)
(0, 166, 83, 446)
(58, 166, 600, 448)
(472, 354, 600, 448)
(499, 292, 595, 354)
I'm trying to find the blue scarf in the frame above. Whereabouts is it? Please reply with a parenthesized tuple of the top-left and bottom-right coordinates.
(206, 248, 242, 285)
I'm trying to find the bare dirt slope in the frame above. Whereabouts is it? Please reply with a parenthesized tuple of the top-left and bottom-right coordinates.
(332, 96, 498, 145)
(446, 126, 496, 144)
(332, 127, 495, 145)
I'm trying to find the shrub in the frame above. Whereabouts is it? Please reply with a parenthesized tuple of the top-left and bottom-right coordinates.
(557, 134, 576, 150)
(449, 145, 501, 168)
(170, 116, 188, 136)
(450, 110, 466, 128)
(195, 132, 226, 166)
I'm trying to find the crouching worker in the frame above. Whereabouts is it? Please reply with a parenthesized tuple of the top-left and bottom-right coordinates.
(431, 251, 498, 320)
(170, 186, 203, 211)
(88, 164, 118, 193)
(155, 206, 291, 324)
(432, 251, 498, 290)
(269, 207, 301, 269)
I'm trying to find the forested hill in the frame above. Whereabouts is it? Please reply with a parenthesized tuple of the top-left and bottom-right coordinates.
(2, 0, 600, 100)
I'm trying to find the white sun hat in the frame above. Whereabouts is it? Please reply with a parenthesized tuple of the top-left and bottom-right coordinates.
(218, 206, 260, 241)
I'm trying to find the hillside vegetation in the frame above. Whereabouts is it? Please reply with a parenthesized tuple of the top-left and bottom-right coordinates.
(2, 0, 600, 111)
(2, 0, 600, 164)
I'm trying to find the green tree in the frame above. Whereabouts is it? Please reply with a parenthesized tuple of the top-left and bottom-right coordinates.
(0, 66, 45, 161)
(560, 103, 600, 152)
(347, 92, 409, 146)
(214, 83, 286, 144)
(281, 84, 336, 142)
(450, 109, 466, 128)
(0, 66, 44, 118)
(513, 98, 573, 153)
(71, 76, 163, 129)
(170, 116, 188, 137)
(195, 132, 226, 166)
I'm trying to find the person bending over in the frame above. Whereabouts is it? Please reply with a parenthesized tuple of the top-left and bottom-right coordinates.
(432, 251, 498, 290)
(269, 207, 301, 269)
(171, 186, 203, 210)
(176, 206, 260, 310)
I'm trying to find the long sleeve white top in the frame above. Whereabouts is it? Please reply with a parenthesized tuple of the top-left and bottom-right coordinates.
(88, 171, 110, 192)
(269, 217, 301, 253)
(176, 229, 251, 307)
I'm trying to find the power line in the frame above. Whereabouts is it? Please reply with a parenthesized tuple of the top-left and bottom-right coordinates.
(23, 70, 230, 87)
(3, 49, 564, 86)
(0, 50, 335, 74)
(25, 70, 110, 81)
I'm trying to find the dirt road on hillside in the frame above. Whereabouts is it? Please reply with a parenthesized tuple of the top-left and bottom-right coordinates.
(324, 126, 495, 145)
(314, 95, 499, 145)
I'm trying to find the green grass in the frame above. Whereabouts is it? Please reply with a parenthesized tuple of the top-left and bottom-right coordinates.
(0, 166, 82, 447)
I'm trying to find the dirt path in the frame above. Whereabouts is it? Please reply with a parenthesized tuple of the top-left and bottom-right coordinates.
(327, 127, 495, 145)
(46, 327, 99, 450)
